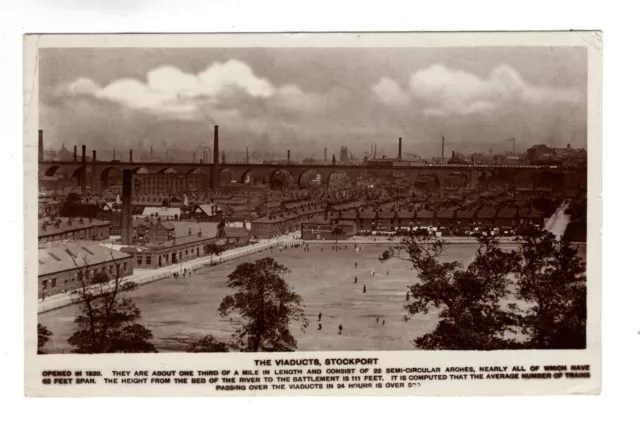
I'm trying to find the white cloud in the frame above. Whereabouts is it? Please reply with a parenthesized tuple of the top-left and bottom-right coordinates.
(64, 59, 321, 119)
(375, 64, 581, 117)
(372, 77, 410, 106)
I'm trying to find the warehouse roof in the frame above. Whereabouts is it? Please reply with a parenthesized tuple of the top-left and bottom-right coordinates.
(38, 241, 132, 277)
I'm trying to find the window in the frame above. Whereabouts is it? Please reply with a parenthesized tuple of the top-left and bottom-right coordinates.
(51, 278, 57, 288)
(146, 256, 151, 265)
(42, 280, 48, 289)
(109, 265, 113, 274)
(137, 256, 142, 266)
(123, 262, 128, 270)
(77, 272, 82, 281)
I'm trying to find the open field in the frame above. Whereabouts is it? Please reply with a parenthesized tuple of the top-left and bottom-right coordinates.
(38, 242, 586, 353)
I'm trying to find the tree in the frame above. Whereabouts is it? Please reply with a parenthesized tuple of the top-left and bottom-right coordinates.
(187, 335, 229, 352)
(37, 323, 52, 354)
(380, 230, 586, 350)
(514, 228, 587, 349)
(67, 249, 157, 353)
(204, 242, 222, 265)
(218, 258, 308, 352)
(331, 225, 344, 243)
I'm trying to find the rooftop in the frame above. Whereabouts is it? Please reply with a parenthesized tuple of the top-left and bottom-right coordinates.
(223, 227, 250, 238)
(38, 240, 132, 277)
(39, 217, 109, 237)
(141, 206, 181, 217)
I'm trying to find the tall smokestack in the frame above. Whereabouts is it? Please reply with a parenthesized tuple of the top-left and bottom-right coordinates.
(324, 147, 328, 163)
(287, 150, 291, 164)
(73, 146, 77, 162)
(113, 148, 116, 161)
(129, 149, 133, 163)
(38, 130, 44, 162)
(441, 137, 445, 160)
(246, 146, 249, 164)
(398, 137, 403, 160)
(374, 144, 377, 159)
(210, 125, 220, 190)
(150, 146, 153, 157)
(81, 145, 87, 195)
(121, 169, 133, 245)
(92, 150, 97, 193)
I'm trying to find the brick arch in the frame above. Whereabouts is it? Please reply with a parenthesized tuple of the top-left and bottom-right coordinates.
(269, 169, 294, 188)
(185, 167, 205, 174)
(297, 168, 323, 188)
(413, 172, 441, 190)
(43, 165, 62, 177)
(99, 166, 124, 188)
(219, 167, 236, 185)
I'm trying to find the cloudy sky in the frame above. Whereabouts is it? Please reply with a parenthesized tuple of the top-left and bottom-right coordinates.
(39, 47, 587, 159)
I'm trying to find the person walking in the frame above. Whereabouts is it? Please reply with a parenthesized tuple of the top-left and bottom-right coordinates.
(318, 312, 322, 322)
(355, 261, 358, 268)
(354, 276, 358, 284)
(406, 292, 410, 301)
(376, 317, 379, 324)
(318, 323, 322, 331)
(382, 320, 385, 326)
(338, 324, 343, 335)
(363, 284, 367, 294)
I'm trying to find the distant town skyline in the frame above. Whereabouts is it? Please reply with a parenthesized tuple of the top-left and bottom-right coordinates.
(39, 47, 587, 158)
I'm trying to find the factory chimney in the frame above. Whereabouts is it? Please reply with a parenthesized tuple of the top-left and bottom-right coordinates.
(121, 169, 133, 245)
(130, 149, 133, 163)
(73, 146, 77, 162)
(81, 145, 87, 195)
(324, 147, 328, 163)
(441, 136, 445, 160)
(287, 150, 291, 164)
(113, 148, 116, 161)
(38, 130, 44, 162)
(246, 146, 249, 164)
(398, 137, 403, 160)
(91, 149, 96, 192)
(210, 125, 220, 190)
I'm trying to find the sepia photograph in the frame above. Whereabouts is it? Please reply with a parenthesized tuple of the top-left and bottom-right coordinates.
(24, 32, 602, 396)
